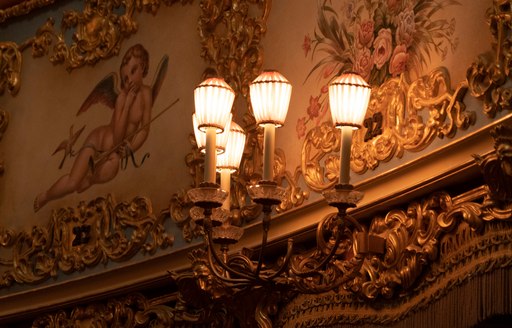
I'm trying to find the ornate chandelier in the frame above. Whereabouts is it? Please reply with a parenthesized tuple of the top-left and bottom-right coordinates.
(183, 70, 386, 323)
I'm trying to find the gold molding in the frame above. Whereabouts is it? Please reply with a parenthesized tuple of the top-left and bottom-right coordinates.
(277, 186, 512, 326)
(0, 41, 22, 96)
(0, 0, 56, 24)
(0, 195, 173, 288)
(28, 182, 512, 327)
(301, 68, 473, 192)
(467, 0, 512, 118)
(198, 0, 271, 102)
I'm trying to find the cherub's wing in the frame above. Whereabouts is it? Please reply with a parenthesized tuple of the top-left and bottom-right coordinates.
(77, 73, 118, 115)
(152, 55, 169, 102)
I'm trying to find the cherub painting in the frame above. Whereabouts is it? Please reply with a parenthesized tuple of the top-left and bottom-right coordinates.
(34, 44, 168, 212)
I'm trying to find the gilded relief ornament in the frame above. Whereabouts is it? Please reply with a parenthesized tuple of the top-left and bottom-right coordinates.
(467, 0, 512, 118)
(0, 195, 174, 288)
(302, 70, 473, 191)
(475, 124, 512, 203)
(198, 0, 271, 101)
(0, 0, 56, 24)
(30, 183, 512, 328)
(278, 185, 512, 327)
(299, 1, 476, 189)
(0, 42, 22, 96)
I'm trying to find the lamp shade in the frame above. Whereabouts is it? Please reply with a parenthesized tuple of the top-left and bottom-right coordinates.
(249, 70, 292, 127)
(328, 72, 371, 129)
(193, 113, 231, 154)
(194, 77, 235, 133)
(217, 121, 246, 173)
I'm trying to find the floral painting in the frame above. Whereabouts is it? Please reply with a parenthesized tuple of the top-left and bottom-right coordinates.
(297, 0, 460, 139)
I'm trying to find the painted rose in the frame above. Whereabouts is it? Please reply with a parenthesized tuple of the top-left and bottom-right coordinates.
(387, 0, 403, 14)
(396, 8, 416, 47)
(354, 47, 373, 81)
(307, 95, 321, 119)
(296, 117, 306, 139)
(358, 20, 375, 48)
(321, 85, 329, 94)
(303, 34, 312, 57)
(322, 64, 337, 79)
(389, 44, 409, 76)
(372, 28, 393, 69)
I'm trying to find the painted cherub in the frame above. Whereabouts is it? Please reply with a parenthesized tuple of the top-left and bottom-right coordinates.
(34, 44, 168, 212)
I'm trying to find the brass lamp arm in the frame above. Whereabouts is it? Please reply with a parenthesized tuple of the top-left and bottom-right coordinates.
(289, 214, 345, 277)
(254, 204, 272, 276)
(205, 225, 261, 282)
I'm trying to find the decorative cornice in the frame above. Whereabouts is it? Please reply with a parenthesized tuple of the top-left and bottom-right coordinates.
(26, 181, 512, 327)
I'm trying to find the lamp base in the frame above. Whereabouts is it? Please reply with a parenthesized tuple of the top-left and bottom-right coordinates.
(323, 184, 364, 210)
(247, 180, 287, 206)
(187, 182, 228, 210)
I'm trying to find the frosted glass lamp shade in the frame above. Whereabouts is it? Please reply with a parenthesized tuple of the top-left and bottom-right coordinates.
(328, 72, 371, 129)
(249, 70, 292, 127)
(217, 121, 246, 173)
(194, 77, 235, 133)
(193, 114, 231, 154)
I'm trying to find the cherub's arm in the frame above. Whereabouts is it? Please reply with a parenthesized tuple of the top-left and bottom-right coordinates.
(112, 88, 134, 146)
(128, 87, 153, 151)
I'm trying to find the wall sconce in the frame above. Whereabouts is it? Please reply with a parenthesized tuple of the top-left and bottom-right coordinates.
(185, 71, 385, 308)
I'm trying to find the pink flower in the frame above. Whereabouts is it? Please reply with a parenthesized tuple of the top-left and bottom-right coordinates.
(296, 117, 307, 139)
(387, 0, 403, 14)
(372, 28, 393, 69)
(321, 85, 329, 94)
(358, 20, 375, 48)
(322, 64, 336, 79)
(354, 47, 373, 81)
(303, 34, 312, 57)
(307, 96, 321, 119)
(389, 45, 409, 76)
(396, 8, 416, 47)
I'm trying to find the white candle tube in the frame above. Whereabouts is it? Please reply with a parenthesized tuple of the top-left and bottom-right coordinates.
(204, 127, 217, 183)
(263, 124, 276, 181)
(220, 169, 231, 210)
(339, 126, 353, 185)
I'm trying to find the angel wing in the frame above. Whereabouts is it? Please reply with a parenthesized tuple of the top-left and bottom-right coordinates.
(76, 73, 118, 115)
(151, 55, 169, 102)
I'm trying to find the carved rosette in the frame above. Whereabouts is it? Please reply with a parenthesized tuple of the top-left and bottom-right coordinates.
(0, 195, 174, 288)
(0, 42, 22, 96)
(302, 68, 473, 191)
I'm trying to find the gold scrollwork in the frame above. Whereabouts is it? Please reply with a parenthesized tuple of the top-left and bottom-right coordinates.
(466, 0, 512, 117)
(277, 185, 512, 327)
(0, 195, 174, 288)
(0, 0, 56, 24)
(32, 293, 178, 327)
(0, 42, 22, 96)
(198, 0, 271, 101)
(302, 68, 473, 191)
(474, 124, 512, 202)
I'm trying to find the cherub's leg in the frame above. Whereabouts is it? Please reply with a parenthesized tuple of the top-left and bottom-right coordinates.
(34, 147, 95, 212)
(79, 152, 120, 192)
